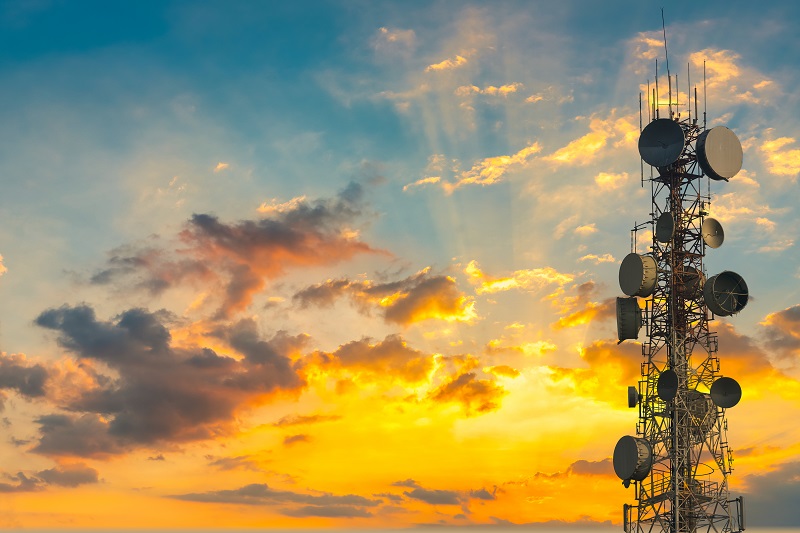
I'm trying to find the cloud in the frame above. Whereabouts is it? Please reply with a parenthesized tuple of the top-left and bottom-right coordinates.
(272, 413, 342, 427)
(742, 461, 800, 527)
(293, 268, 476, 325)
(283, 434, 311, 446)
(35, 463, 99, 487)
(550, 281, 615, 330)
(208, 455, 263, 472)
(428, 372, 507, 415)
(761, 305, 800, 360)
(0, 254, 6, 276)
(0, 472, 41, 493)
(373, 27, 416, 56)
(760, 135, 800, 178)
(313, 334, 433, 385)
(404, 486, 461, 505)
(282, 505, 372, 518)
(426, 55, 468, 72)
(566, 458, 613, 477)
(594, 172, 629, 191)
(542, 112, 637, 165)
(172, 482, 382, 509)
(256, 195, 307, 215)
(484, 365, 520, 378)
(402, 176, 441, 192)
(465, 260, 573, 295)
(578, 253, 616, 264)
(454, 83, 522, 97)
(32, 305, 304, 457)
(0, 353, 49, 403)
(443, 142, 541, 192)
(90, 183, 379, 318)
(213, 162, 229, 172)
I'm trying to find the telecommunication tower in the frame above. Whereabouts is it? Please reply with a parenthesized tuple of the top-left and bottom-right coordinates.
(611, 30, 748, 533)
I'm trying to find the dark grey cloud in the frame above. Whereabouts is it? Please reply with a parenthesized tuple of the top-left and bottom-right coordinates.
(761, 304, 800, 359)
(0, 472, 41, 493)
(36, 463, 99, 487)
(283, 434, 311, 446)
(293, 268, 471, 325)
(373, 492, 404, 502)
(0, 354, 49, 399)
(172, 482, 382, 509)
(391, 479, 419, 488)
(33, 305, 304, 457)
(469, 487, 496, 500)
(207, 455, 262, 472)
(404, 487, 461, 505)
(90, 182, 377, 318)
(742, 461, 800, 527)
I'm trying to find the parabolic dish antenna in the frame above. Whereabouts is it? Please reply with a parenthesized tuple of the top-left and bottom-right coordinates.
(616, 297, 642, 342)
(710, 376, 742, 408)
(628, 386, 639, 408)
(619, 253, 658, 297)
(613, 436, 653, 481)
(697, 126, 743, 181)
(638, 118, 685, 167)
(657, 369, 678, 401)
(704, 271, 749, 316)
(655, 211, 675, 243)
(687, 390, 717, 440)
(702, 218, 725, 249)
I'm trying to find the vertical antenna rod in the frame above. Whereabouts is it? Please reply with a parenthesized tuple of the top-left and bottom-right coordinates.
(704, 60, 707, 130)
(662, 9, 672, 118)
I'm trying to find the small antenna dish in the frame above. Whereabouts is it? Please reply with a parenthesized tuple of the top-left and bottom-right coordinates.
(702, 218, 725, 248)
(655, 212, 675, 243)
(657, 369, 678, 401)
(638, 118, 685, 167)
(620, 253, 658, 297)
(697, 126, 743, 181)
(676, 265, 705, 298)
(710, 377, 742, 408)
(628, 386, 639, 408)
(617, 297, 642, 342)
(704, 271, 749, 316)
(613, 436, 653, 481)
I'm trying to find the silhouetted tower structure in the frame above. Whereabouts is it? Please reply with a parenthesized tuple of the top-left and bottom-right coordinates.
(612, 38, 747, 533)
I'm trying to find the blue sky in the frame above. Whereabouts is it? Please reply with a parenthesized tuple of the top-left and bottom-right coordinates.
(0, 1, 799, 528)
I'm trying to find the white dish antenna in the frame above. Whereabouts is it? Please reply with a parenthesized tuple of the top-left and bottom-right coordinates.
(697, 126, 743, 181)
(619, 253, 658, 297)
(702, 218, 725, 249)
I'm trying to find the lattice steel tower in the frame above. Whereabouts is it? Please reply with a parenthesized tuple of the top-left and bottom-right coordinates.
(612, 46, 748, 533)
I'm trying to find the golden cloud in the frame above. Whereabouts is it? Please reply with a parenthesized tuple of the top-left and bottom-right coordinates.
(443, 142, 541, 192)
(465, 260, 573, 295)
(425, 55, 468, 72)
(760, 136, 800, 177)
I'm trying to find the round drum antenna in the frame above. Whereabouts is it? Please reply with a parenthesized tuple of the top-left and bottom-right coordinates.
(697, 126, 743, 181)
(657, 369, 678, 401)
(619, 253, 658, 297)
(704, 271, 749, 316)
(655, 212, 675, 243)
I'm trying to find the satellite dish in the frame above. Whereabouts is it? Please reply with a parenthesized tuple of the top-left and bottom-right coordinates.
(676, 265, 705, 298)
(657, 369, 678, 401)
(702, 218, 725, 249)
(628, 386, 639, 408)
(704, 271, 749, 316)
(617, 297, 642, 342)
(710, 377, 742, 408)
(613, 436, 653, 481)
(638, 118, 685, 167)
(619, 253, 658, 297)
(697, 126, 743, 181)
(655, 212, 675, 243)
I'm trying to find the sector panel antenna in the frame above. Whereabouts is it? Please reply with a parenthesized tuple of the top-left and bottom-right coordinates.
(711, 377, 742, 408)
(704, 271, 749, 316)
(655, 211, 675, 243)
(619, 253, 658, 297)
(638, 118, 685, 167)
(702, 218, 725, 248)
(697, 126, 743, 181)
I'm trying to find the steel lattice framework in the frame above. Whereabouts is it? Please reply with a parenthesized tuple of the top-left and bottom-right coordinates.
(621, 116, 744, 533)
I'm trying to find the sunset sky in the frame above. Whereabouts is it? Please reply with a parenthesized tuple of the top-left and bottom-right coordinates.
(1, 0, 800, 529)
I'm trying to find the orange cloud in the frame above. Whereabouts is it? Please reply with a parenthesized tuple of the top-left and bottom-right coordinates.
(760, 135, 800, 177)
(428, 372, 507, 415)
(454, 83, 522, 97)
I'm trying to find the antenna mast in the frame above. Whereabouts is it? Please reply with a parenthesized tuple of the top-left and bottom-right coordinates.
(612, 15, 748, 533)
